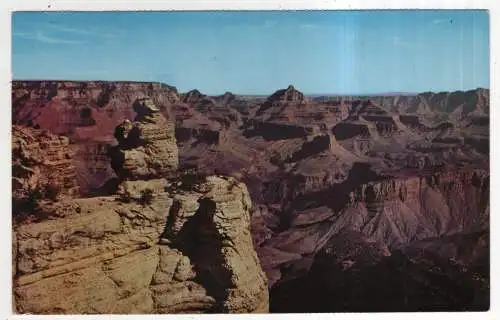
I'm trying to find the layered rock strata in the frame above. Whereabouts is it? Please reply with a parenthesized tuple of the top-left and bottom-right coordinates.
(109, 98, 179, 180)
(13, 176, 268, 314)
(12, 125, 79, 204)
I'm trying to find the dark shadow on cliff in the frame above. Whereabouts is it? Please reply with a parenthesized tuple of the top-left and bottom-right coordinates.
(263, 162, 385, 231)
(243, 122, 308, 141)
(163, 198, 233, 313)
(288, 135, 331, 163)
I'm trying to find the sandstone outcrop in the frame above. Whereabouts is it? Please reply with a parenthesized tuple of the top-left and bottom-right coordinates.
(12, 125, 79, 207)
(13, 176, 268, 314)
(109, 98, 179, 180)
(13, 97, 269, 314)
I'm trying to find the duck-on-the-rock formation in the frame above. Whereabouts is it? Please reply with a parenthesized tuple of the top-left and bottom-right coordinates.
(12, 98, 269, 314)
(109, 98, 179, 180)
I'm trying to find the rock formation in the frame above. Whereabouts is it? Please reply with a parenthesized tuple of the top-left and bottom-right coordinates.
(12, 81, 181, 194)
(12, 125, 79, 211)
(180, 89, 214, 105)
(13, 176, 268, 314)
(214, 92, 236, 106)
(109, 98, 179, 180)
(12, 81, 180, 136)
(257, 164, 489, 288)
(249, 86, 349, 139)
(12, 98, 269, 314)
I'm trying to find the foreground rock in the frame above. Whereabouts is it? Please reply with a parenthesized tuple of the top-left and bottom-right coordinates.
(13, 176, 268, 314)
(12, 98, 268, 314)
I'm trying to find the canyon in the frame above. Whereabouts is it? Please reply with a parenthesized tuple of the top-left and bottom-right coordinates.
(11, 80, 489, 313)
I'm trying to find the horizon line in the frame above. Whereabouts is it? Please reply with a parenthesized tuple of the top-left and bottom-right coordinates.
(10, 78, 489, 96)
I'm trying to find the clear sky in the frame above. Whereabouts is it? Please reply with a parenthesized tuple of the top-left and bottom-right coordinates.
(12, 10, 489, 95)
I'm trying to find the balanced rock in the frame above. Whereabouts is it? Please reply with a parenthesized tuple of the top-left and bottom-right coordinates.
(109, 98, 179, 180)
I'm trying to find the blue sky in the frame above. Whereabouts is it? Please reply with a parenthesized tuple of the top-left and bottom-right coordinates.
(12, 10, 489, 95)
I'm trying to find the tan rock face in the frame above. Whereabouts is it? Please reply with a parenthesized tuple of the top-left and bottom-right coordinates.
(162, 176, 269, 313)
(12, 125, 79, 205)
(13, 176, 268, 314)
(13, 96, 268, 314)
(109, 98, 179, 180)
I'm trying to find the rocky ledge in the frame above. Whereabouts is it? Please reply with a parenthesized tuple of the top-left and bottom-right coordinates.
(13, 176, 268, 314)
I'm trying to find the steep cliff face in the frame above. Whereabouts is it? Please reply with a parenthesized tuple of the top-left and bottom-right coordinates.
(339, 169, 489, 247)
(243, 121, 310, 141)
(12, 98, 269, 314)
(12, 81, 180, 136)
(256, 166, 489, 287)
(363, 88, 489, 120)
(12, 125, 79, 209)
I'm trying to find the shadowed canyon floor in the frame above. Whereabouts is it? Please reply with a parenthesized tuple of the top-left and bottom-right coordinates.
(12, 81, 489, 313)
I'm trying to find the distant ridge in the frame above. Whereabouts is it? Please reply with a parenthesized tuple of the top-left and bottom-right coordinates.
(11, 80, 488, 98)
(308, 92, 417, 98)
